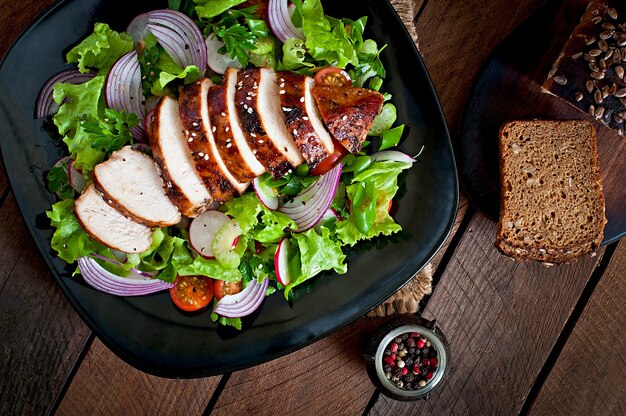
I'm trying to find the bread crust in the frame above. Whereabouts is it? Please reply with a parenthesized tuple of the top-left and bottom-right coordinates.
(496, 120, 607, 263)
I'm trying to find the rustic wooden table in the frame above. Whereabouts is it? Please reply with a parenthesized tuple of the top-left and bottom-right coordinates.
(1, 0, 624, 415)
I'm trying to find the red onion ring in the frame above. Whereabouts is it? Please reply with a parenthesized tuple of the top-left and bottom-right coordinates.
(213, 278, 269, 318)
(78, 256, 173, 296)
(268, 0, 304, 43)
(279, 164, 342, 232)
(36, 69, 95, 118)
(105, 51, 146, 141)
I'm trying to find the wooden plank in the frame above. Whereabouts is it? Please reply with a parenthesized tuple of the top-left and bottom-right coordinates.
(529, 242, 626, 416)
(0, 0, 57, 59)
(369, 213, 604, 415)
(56, 338, 220, 416)
(414, 0, 543, 130)
(0, 194, 91, 415)
(211, 319, 379, 415)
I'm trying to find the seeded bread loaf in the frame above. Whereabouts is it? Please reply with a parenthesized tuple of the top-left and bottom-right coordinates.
(543, 1, 626, 136)
(496, 120, 606, 263)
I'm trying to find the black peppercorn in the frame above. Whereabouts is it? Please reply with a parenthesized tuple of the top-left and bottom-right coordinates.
(421, 347, 430, 356)
(404, 373, 415, 383)
(393, 368, 403, 378)
(401, 333, 409, 341)
(397, 342, 405, 351)
(407, 338, 416, 348)
(408, 347, 415, 354)
(384, 364, 392, 373)
(384, 349, 391, 356)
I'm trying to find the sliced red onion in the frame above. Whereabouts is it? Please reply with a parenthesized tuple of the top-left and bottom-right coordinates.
(78, 256, 173, 296)
(128, 9, 207, 71)
(105, 51, 146, 141)
(214, 278, 269, 318)
(278, 163, 342, 232)
(67, 159, 86, 194)
(370, 150, 416, 164)
(205, 34, 242, 75)
(268, 0, 304, 43)
(36, 69, 95, 118)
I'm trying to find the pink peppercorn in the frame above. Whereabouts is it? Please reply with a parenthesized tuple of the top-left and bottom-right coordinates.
(431, 358, 439, 368)
(401, 367, 409, 376)
(389, 342, 398, 352)
(416, 339, 425, 349)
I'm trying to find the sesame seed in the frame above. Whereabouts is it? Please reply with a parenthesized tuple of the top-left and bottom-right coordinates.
(191, 132, 197, 137)
(303, 116, 309, 121)
(212, 126, 216, 133)
(226, 143, 232, 148)
(204, 154, 209, 160)
(279, 90, 286, 94)
(188, 137, 193, 142)
(244, 104, 249, 110)
(198, 152, 204, 157)
(246, 97, 252, 100)
(251, 133, 256, 137)
(280, 78, 284, 83)
(253, 149, 257, 154)
(258, 139, 264, 143)
(300, 97, 305, 102)
(245, 74, 249, 78)
(221, 112, 226, 117)
(280, 83, 285, 88)
(282, 107, 292, 112)
(342, 115, 348, 121)
(225, 127, 230, 132)
(293, 129, 298, 135)
(247, 107, 253, 113)
(192, 122, 198, 127)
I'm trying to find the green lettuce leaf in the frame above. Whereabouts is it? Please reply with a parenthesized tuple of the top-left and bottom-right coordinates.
(220, 192, 264, 233)
(284, 227, 346, 298)
(252, 210, 296, 244)
(66, 23, 133, 74)
(62, 125, 107, 175)
(280, 38, 313, 71)
(301, 0, 358, 68)
(46, 199, 108, 264)
(336, 160, 412, 246)
(179, 256, 243, 281)
(194, 0, 246, 19)
(53, 75, 105, 136)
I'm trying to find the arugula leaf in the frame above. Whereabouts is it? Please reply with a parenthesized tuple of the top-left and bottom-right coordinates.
(47, 163, 73, 199)
(66, 23, 133, 74)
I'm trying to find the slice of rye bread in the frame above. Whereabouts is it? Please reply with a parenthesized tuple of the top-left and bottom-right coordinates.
(496, 120, 607, 263)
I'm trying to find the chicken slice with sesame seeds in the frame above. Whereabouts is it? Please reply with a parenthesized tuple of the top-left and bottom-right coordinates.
(311, 84, 385, 154)
(93, 146, 180, 227)
(179, 78, 249, 203)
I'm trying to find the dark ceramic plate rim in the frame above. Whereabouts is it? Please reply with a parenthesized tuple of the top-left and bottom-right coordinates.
(0, 0, 458, 377)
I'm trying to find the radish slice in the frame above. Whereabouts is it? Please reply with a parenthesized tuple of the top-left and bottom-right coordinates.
(214, 278, 269, 318)
(274, 238, 294, 286)
(77, 256, 173, 296)
(205, 34, 241, 75)
(36, 69, 95, 118)
(268, 0, 304, 43)
(67, 159, 86, 194)
(212, 219, 243, 268)
(189, 210, 230, 258)
(253, 176, 279, 210)
(278, 164, 342, 232)
(370, 150, 416, 164)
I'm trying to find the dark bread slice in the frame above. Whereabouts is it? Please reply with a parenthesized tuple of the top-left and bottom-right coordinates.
(542, 1, 626, 136)
(496, 120, 606, 262)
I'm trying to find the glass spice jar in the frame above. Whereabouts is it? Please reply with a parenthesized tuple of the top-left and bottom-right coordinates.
(364, 314, 450, 401)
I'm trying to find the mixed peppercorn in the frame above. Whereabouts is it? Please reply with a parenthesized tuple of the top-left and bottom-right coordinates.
(382, 331, 438, 390)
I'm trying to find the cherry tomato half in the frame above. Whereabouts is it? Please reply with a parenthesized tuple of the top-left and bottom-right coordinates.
(314, 67, 352, 87)
(310, 140, 349, 176)
(214, 280, 243, 300)
(170, 275, 214, 312)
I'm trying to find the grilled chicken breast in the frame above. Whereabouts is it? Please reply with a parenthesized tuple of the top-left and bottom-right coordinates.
(234, 68, 304, 178)
(277, 71, 334, 169)
(151, 96, 213, 217)
(207, 71, 263, 183)
(75, 184, 153, 253)
(179, 79, 249, 202)
(311, 84, 384, 154)
(93, 146, 180, 227)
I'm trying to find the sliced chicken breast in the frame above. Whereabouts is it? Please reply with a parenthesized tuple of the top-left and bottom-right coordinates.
(75, 184, 153, 254)
(207, 82, 261, 183)
(151, 96, 213, 218)
(233, 68, 304, 178)
(277, 71, 333, 169)
(93, 146, 180, 227)
(179, 79, 249, 202)
(311, 84, 385, 154)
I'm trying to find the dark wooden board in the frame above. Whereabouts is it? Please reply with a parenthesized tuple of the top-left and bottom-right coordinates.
(370, 212, 603, 415)
(0, 194, 91, 415)
(458, 0, 626, 244)
(212, 319, 379, 415)
(56, 338, 220, 415)
(529, 242, 626, 416)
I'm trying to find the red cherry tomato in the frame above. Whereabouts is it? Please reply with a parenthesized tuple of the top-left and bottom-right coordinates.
(170, 275, 214, 312)
(214, 280, 243, 300)
(314, 67, 352, 87)
(310, 140, 349, 176)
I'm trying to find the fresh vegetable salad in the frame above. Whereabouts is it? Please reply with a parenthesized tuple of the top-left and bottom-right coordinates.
(41, 0, 419, 330)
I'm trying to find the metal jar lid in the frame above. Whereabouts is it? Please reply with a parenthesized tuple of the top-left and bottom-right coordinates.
(364, 315, 450, 401)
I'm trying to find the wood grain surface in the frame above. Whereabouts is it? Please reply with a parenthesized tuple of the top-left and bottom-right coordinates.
(56, 338, 220, 416)
(529, 242, 626, 416)
(0, 0, 624, 415)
